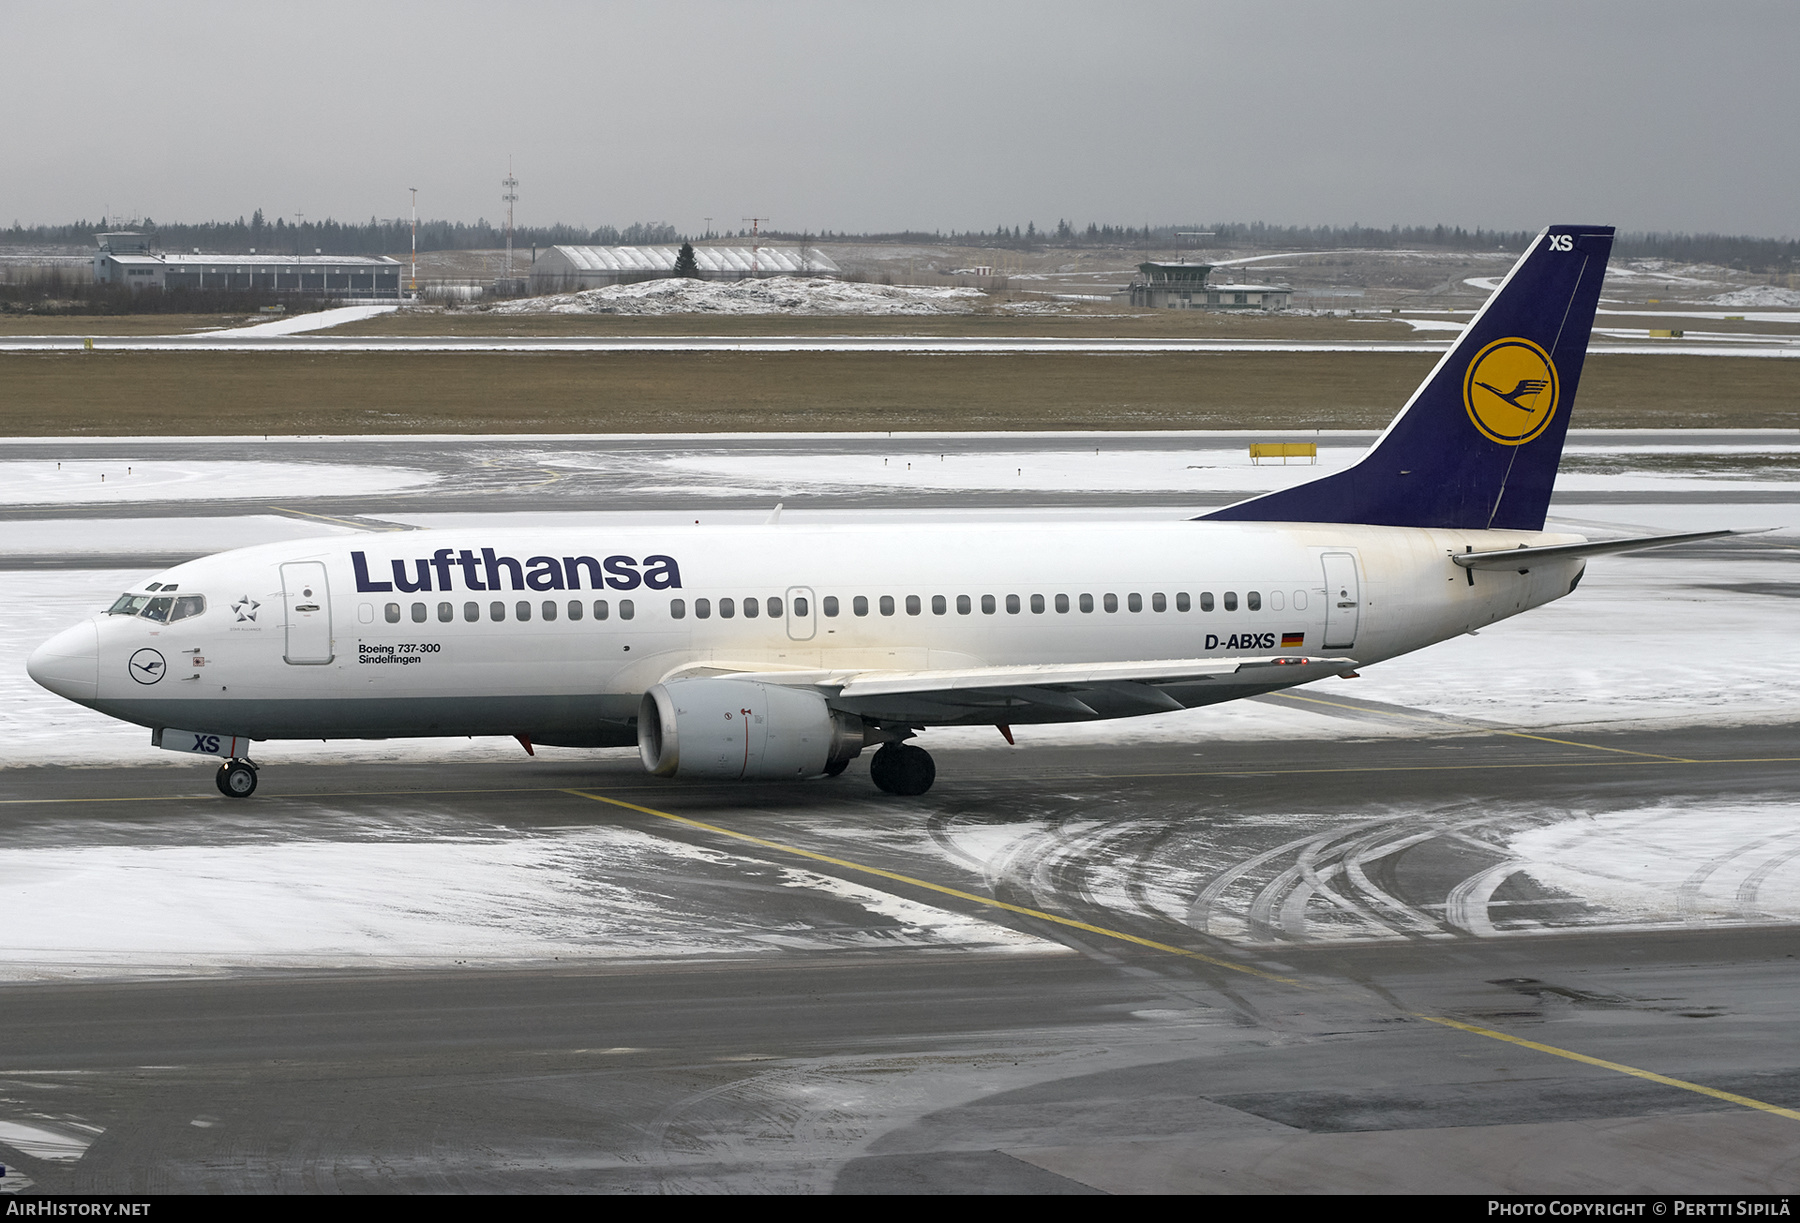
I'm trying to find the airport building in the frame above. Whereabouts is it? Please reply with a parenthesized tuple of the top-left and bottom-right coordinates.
(92, 232, 404, 298)
(530, 244, 839, 291)
(1119, 260, 1292, 310)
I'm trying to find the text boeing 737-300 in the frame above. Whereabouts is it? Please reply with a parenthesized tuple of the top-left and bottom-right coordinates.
(27, 225, 1744, 798)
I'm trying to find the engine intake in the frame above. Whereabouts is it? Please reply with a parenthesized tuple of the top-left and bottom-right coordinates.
(638, 678, 865, 780)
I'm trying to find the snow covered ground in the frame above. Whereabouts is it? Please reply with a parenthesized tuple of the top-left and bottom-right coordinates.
(195, 304, 398, 337)
(0, 459, 437, 505)
(492, 275, 999, 316)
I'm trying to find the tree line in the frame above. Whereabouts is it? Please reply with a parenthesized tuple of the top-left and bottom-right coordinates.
(4, 213, 1793, 274)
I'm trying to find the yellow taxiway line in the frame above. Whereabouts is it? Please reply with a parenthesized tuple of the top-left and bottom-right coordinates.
(567, 786, 1800, 1125)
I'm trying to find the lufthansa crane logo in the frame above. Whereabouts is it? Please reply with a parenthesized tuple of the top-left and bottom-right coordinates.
(128, 647, 166, 685)
(1463, 337, 1559, 446)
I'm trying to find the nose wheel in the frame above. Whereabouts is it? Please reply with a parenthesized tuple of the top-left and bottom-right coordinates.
(869, 743, 935, 796)
(216, 759, 258, 798)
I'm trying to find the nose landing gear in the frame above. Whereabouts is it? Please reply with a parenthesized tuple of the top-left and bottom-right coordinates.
(215, 759, 258, 798)
(869, 742, 935, 796)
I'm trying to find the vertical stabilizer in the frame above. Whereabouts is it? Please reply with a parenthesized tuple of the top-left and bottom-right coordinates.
(1202, 224, 1615, 530)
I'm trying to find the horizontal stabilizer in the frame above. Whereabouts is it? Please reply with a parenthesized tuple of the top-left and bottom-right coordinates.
(1451, 528, 1762, 570)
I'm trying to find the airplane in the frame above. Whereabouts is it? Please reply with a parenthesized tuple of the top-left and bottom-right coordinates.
(27, 224, 1741, 799)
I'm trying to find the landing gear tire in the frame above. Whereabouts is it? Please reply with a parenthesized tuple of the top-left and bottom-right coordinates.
(216, 759, 258, 799)
(869, 743, 935, 796)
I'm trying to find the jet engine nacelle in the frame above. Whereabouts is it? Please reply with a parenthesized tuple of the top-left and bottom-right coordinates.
(638, 678, 865, 780)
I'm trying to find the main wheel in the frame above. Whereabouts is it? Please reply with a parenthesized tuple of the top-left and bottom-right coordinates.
(869, 743, 935, 796)
(218, 759, 258, 799)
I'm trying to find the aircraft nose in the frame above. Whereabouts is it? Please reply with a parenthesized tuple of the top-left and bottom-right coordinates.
(27, 620, 99, 703)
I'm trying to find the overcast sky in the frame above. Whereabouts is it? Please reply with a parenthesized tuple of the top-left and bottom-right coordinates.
(5, 1, 1795, 237)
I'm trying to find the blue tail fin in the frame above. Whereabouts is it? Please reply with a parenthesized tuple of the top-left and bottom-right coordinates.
(1202, 224, 1615, 531)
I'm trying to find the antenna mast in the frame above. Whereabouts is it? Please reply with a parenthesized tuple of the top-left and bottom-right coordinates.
(502, 161, 519, 278)
(742, 217, 769, 276)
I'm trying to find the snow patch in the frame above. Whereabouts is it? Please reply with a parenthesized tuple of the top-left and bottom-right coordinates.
(1707, 286, 1800, 308)
(0, 460, 437, 505)
(491, 275, 996, 316)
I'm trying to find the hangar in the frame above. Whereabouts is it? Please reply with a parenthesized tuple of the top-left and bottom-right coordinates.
(93, 232, 404, 299)
(530, 244, 840, 292)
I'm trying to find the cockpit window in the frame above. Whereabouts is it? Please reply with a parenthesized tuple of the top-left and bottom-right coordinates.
(108, 593, 149, 615)
(141, 596, 174, 623)
(168, 595, 206, 622)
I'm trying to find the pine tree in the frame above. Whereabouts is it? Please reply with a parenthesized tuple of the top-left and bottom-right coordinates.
(673, 241, 700, 278)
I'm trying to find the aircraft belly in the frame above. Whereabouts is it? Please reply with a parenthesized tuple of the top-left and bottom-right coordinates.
(98, 693, 641, 744)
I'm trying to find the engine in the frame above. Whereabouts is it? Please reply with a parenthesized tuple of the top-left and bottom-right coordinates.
(638, 678, 866, 780)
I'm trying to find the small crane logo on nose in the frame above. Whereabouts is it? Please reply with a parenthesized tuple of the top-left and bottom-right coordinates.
(129, 648, 166, 684)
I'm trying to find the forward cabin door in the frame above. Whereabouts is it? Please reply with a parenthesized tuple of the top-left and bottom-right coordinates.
(280, 561, 334, 664)
(1321, 552, 1361, 650)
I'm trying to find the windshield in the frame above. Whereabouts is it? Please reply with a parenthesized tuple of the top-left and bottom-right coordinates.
(107, 593, 149, 615)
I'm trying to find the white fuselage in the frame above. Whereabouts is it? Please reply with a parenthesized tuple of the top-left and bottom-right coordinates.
(29, 520, 1584, 747)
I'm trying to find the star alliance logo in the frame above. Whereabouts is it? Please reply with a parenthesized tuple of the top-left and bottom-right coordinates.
(232, 595, 260, 622)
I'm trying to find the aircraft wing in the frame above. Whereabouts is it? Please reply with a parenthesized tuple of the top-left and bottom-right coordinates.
(661, 655, 1356, 724)
(1450, 528, 1759, 570)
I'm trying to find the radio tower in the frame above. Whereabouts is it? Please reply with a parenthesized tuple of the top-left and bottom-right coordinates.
(742, 216, 769, 276)
(502, 161, 519, 278)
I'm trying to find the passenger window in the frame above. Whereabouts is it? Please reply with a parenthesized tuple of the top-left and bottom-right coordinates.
(438, 602, 453, 623)
(906, 595, 921, 616)
(668, 599, 683, 619)
(542, 600, 557, 622)
(1177, 592, 1191, 612)
(1127, 593, 1142, 612)
(1293, 590, 1308, 610)
(1078, 594, 1093, 613)
(1152, 593, 1166, 612)
(931, 595, 946, 615)
(464, 602, 479, 622)
(490, 601, 506, 621)
(695, 598, 712, 619)
(1224, 592, 1238, 611)
(854, 596, 869, 617)
(768, 596, 783, 618)
(1103, 594, 1118, 613)
(1006, 594, 1021, 614)
(516, 601, 531, 622)
(719, 597, 735, 619)
(742, 597, 758, 618)
(1199, 592, 1214, 612)
(385, 603, 401, 623)
(1247, 591, 1261, 611)
(957, 595, 972, 615)
(170, 595, 206, 622)
(619, 599, 634, 620)
(982, 595, 996, 614)
(1270, 590, 1284, 611)
(568, 600, 583, 621)
(880, 596, 895, 616)
(1030, 594, 1045, 613)
(1054, 594, 1070, 613)
(359, 603, 374, 624)
(412, 602, 427, 623)
(595, 599, 610, 620)
(823, 596, 839, 617)
(791, 596, 806, 616)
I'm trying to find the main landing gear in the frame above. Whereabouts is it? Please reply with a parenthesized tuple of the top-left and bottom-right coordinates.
(215, 758, 258, 798)
(869, 742, 935, 796)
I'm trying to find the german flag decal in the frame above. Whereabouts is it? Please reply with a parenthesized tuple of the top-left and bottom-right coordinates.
(1281, 632, 1304, 648)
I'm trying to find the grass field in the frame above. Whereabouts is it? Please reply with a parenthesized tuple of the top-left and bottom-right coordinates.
(2, 350, 1794, 435)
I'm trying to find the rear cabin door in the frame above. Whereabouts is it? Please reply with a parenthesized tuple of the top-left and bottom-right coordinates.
(1321, 552, 1361, 650)
(281, 561, 334, 664)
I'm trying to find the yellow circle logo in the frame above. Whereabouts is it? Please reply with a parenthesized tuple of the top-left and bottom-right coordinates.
(1463, 337, 1559, 446)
